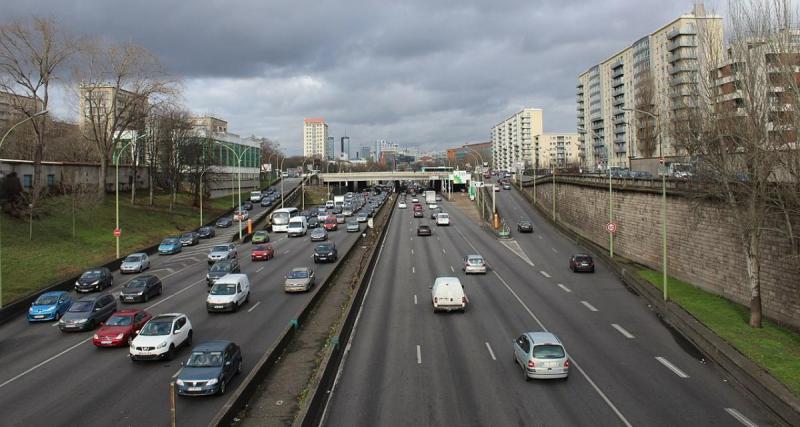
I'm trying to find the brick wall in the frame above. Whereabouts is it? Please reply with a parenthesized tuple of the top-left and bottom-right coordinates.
(523, 176, 800, 328)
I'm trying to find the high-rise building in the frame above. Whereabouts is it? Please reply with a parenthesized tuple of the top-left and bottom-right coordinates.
(359, 145, 371, 161)
(0, 90, 39, 130)
(340, 136, 350, 161)
(79, 84, 148, 135)
(536, 133, 580, 169)
(577, 3, 723, 169)
(303, 118, 328, 159)
(491, 108, 543, 171)
(326, 136, 335, 160)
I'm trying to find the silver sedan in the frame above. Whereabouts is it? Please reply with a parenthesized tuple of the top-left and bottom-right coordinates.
(120, 253, 150, 274)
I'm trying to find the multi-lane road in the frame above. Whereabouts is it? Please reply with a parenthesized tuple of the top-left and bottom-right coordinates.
(0, 178, 371, 426)
(322, 183, 775, 426)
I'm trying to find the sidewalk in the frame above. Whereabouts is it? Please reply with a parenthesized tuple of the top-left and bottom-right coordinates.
(446, 191, 481, 223)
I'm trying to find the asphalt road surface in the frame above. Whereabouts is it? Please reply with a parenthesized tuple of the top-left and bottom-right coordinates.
(322, 184, 775, 427)
(0, 178, 378, 427)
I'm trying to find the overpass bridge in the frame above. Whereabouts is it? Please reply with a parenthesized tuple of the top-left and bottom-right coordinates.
(318, 171, 456, 183)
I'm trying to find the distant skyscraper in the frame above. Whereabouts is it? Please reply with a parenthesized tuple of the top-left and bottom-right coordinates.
(341, 136, 350, 159)
(325, 136, 335, 160)
(303, 118, 328, 159)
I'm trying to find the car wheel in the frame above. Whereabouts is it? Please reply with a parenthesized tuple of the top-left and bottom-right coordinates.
(245, 292, 250, 303)
(233, 302, 239, 312)
(158, 286, 163, 296)
(218, 379, 226, 395)
(144, 293, 149, 302)
(523, 364, 530, 382)
(186, 330, 193, 347)
(166, 345, 175, 361)
(236, 360, 242, 375)
(87, 319, 96, 331)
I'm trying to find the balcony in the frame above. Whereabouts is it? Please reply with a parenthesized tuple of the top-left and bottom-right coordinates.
(669, 64, 697, 75)
(612, 67, 624, 79)
(670, 49, 697, 63)
(613, 97, 625, 107)
(613, 115, 627, 124)
(593, 140, 606, 149)
(668, 37, 696, 51)
(667, 25, 697, 40)
(615, 145, 628, 154)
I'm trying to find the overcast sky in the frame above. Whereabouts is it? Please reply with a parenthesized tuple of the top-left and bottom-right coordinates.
(5, 0, 719, 155)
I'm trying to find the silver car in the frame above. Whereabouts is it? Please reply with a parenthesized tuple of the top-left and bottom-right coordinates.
(284, 267, 315, 293)
(463, 255, 487, 274)
(208, 243, 237, 265)
(121, 253, 150, 274)
(513, 332, 569, 380)
(346, 220, 360, 232)
(310, 227, 328, 242)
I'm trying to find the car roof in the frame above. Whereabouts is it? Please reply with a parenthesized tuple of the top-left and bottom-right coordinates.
(78, 293, 110, 301)
(191, 340, 234, 352)
(525, 332, 562, 345)
(40, 290, 68, 297)
(573, 253, 592, 258)
(127, 252, 146, 257)
(291, 267, 310, 272)
(151, 314, 182, 322)
(466, 254, 483, 258)
(113, 309, 142, 316)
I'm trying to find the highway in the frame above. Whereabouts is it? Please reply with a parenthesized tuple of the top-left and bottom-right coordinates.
(0, 178, 371, 427)
(322, 184, 775, 426)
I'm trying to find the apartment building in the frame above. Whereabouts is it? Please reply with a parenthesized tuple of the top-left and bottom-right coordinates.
(191, 116, 228, 134)
(303, 118, 328, 159)
(491, 108, 543, 171)
(577, 3, 723, 169)
(447, 142, 491, 167)
(0, 90, 40, 130)
(79, 84, 148, 135)
(536, 133, 580, 169)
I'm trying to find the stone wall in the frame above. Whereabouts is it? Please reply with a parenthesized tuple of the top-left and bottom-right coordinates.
(522, 175, 800, 329)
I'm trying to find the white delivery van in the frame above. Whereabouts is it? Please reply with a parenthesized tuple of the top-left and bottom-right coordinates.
(250, 191, 263, 203)
(287, 216, 308, 237)
(431, 277, 467, 313)
(206, 273, 250, 312)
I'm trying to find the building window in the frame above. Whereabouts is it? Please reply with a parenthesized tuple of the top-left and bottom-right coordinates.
(47, 174, 55, 187)
(23, 174, 32, 189)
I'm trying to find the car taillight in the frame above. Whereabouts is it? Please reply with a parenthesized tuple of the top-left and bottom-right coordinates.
(564, 359, 570, 368)
(528, 359, 536, 368)
(434, 297, 438, 304)
(462, 296, 466, 305)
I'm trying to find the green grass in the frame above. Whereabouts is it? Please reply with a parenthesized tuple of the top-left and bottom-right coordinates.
(638, 269, 800, 397)
(0, 191, 230, 304)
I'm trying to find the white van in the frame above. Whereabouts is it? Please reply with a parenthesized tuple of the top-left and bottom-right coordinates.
(287, 216, 308, 237)
(250, 191, 263, 203)
(431, 277, 467, 313)
(206, 273, 250, 312)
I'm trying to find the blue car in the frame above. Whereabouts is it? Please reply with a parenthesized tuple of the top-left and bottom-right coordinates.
(176, 340, 242, 396)
(159, 237, 182, 255)
(28, 291, 73, 322)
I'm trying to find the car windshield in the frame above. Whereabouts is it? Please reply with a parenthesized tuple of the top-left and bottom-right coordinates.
(533, 344, 565, 359)
(317, 244, 333, 251)
(124, 255, 141, 262)
(439, 214, 449, 218)
(199, 227, 211, 232)
(105, 315, 133, 326)
(210, 283, 236, 295)
(576, 256, 591, 262)
(81, 270, 102, 279)
(252, 244, 269, 251)
(69, 301, 93, 312)
(288, 270, 309, 279)
(125, 279, 147, 289)
(140, 321, 172, 336)
(182, 233, 194, 238)
(212, 245, 229, 252)
(186, 351, 224, 367)
(210, 262, 232, 272)
(162, 238, 178, 245)
(468, 257, 484, 264)
(34, 295, 59, 305)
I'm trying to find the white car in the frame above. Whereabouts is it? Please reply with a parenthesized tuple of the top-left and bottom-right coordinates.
(436, 212, 450, 226)
(411, 197, 419, 203)
(129, 313, 193, 361)
(428, 204, 438, 210)
(398, 201, 407, 209)
(206, 274, 250, 312)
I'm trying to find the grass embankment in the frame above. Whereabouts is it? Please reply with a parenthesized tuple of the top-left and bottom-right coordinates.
(638, 269, 800, 397)
(1, 191, 232, 304)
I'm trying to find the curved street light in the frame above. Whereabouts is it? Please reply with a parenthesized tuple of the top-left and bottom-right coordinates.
(214, 141, 259, 240)
(112, 132, 149, 259)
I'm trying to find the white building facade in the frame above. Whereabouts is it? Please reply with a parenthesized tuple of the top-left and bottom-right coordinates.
(490, 108, 543, 171)
(303, 118, 328, 159)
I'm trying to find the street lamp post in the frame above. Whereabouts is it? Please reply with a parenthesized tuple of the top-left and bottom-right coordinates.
(624, 107, 667, 301)
(0, 110, 47, 308)
(214, 141, 259, 240)
(113, 132, 148, 259)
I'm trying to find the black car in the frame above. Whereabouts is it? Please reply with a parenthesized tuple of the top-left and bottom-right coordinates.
(430, 208, 442, 219)
(120, 275, 163, 303)
(216, 217, 233, 228)
(260, 197, 273, 207)
(242, 201, 254, 210)
(180, 232, 200, 246)
(59, 293, 116, 331)
(197, 226, 216, 239)
(307, 217, 320, 229)
(570, 254, 595, 273)
(176, 340, 243, 396)
(74, 267, 113, 293)
(313, 242, 338, 263)
(417, 225, 432, 236)
(413, 210, 423, 218)
(207, 259, 241, 286)
(517, 220, 534, 233)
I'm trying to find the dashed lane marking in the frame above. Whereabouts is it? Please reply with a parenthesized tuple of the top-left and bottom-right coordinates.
(416, 345, 422, 364)
(247, 301, 262, 313)
(724, 408, 759, 427)
(414, 295, 417, 305)
(655, 356, 690, 378)
(450, 265, 455, 272)
(611, 323, 635, 339)
(557, 284, 572, 293)
(581, 301, 599, 312)
(485, 342, 496, 361)
(540, 271, 551, 278)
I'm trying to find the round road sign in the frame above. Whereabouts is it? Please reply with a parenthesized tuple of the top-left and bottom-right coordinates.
(606, 222, 617, 234)
(114, 228, 121, 237)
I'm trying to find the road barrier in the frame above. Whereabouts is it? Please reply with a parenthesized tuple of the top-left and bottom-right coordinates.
(208, 193, 395, 427)
(512, 181, 800, 427)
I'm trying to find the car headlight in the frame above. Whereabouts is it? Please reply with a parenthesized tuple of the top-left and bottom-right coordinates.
(176, 379, 185, 386)
(116, 333, 124, 340)
(74, 281, 80, 287)
(76, 319, 88, 324)
(91, 280, 100, 286)
(206, 378, 218, 386)
(157, 341, 168, 349)
(59, 318, 66, 324)
(137, 292, 144, 295)
(93, 334, 99, 339)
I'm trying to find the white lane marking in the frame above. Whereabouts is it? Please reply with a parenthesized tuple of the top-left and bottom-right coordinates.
(411, 249, 414, 255)
(655, 357, 690, 378)
(256, 266, 264, 273)
(557, 283, 572, 293)
(538, 235, 543, 239)
(611, 324, 635, 339)
(499, 240, 535, 267)
(0, 337, 92, 389)
(413, 295, 417, 305)
(442, 248, 446, 254)
(412, 266, 415, 274)
(436, 237, 439, 241)
(581, 301, 599, 312)
(552, 247, 558, 253)
(485, 342, 497, 361)
(283, 250, 290, 254)
(172, 369, 182, 378)
(410, 237, 413, 241)
(450, 265, 455, 272)
(416, 345, 422, 364)
(540, 270, 551, 278)
(247, 301, 262, 313)
(724, 408, 759, 427)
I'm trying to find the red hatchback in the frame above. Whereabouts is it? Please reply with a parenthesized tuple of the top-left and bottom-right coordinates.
(93, 309, 152, 347)
(324, 217, 338, 231)
(251, 244, 275, 261)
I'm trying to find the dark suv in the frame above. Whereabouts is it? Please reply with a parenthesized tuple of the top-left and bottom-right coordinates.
(59, 293, 117, 332)
(569, 254, 595, 273)
(313, 243, 338, 263)
(74, 267, 113, 293)
(207, 259, 241, 285)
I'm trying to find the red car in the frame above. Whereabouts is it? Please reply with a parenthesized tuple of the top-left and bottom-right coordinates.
(251, 244, 275, 261)
(413, 204, 423, 211)
(92, 309, 152, 347)
(324, 217, 338, 231)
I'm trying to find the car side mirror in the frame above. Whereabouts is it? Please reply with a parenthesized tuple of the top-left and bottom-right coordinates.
(94, 307, 100, 311)
(173, 330, 180, 335)
(207, 289, 211, 293)
(225, 361, 232, 366)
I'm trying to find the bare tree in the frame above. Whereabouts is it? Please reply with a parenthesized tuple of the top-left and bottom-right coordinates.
(633, 70, 659, 157)
(74, 38, 178, 198)
(673, 0, 799, 327)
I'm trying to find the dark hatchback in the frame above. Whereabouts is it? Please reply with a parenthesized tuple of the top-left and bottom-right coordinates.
(517, 220, 534, 233)
(74, 268, 113, 293)
(180, 232, 200, 246)
(59, 293, 117, 332)
(197, 226, 216, 239)
(307, 217, 320, 229)
(569, 254, 595, 273)
(216, 217, 233, 228)
(417, 225, 432, 236)
(120, 275, 163, 303)
(313, 242, 338, 263)
(207, 259, 240, 286)
(176, 340, 243, 396)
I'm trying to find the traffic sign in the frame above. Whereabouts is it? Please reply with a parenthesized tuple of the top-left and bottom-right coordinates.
(659, 157, 665, 165)
(471, 181, 484, 188)
(114, 228, 121, 237)
(606, 222, 617, 234)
